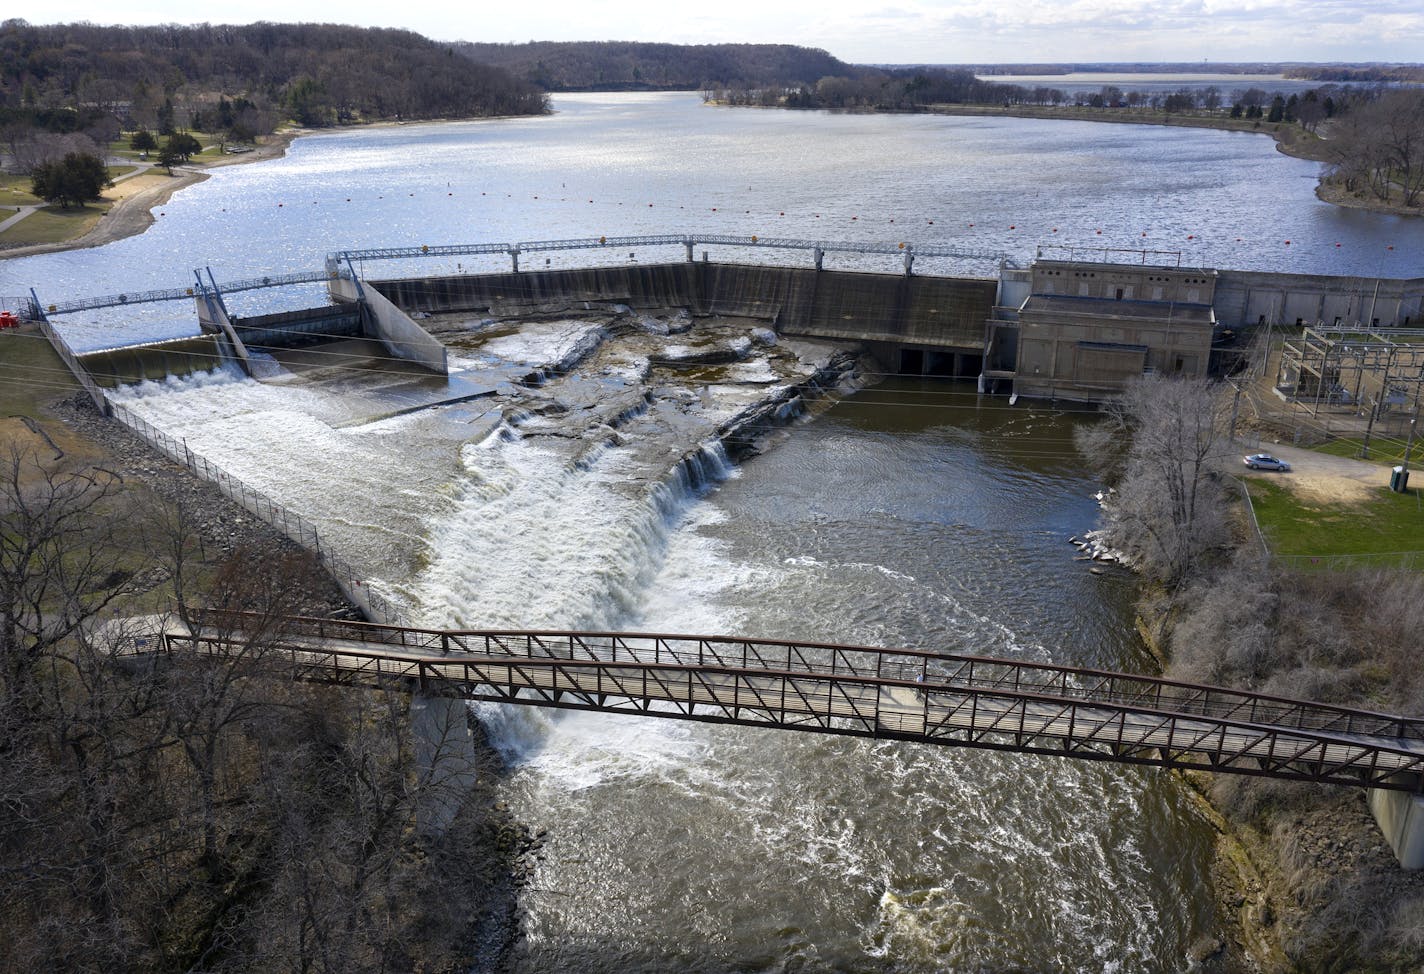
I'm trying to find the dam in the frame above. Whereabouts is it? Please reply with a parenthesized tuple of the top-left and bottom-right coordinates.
(27, 234, 1424, 407)
(15, 233, 1424, 970)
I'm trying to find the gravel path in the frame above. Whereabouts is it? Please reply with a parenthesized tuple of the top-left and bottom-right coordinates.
(1238, 440, 1398, 504)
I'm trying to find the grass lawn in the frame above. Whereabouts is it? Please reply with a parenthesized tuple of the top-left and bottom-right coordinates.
(1314, 435, 1419, 467)
(1246, 477, 1424, 564)
(0, 171, 42, 207)
(0, 325, 96, 477)
(0, 201, 109, 246)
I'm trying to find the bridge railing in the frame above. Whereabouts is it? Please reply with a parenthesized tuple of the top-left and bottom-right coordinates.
(139, 623, 1424, 792)
(193, 611, 1424, 742)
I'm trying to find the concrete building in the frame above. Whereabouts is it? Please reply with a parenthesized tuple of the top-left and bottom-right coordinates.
(985, 259, 1217, 401)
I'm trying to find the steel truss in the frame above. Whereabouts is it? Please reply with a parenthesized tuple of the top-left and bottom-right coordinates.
(116, 612, 1424, 792)
(41, 270, 332, 316)
(328, 234, 1009, 265)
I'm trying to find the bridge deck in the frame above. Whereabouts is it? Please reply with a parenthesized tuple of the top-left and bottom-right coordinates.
(113, 613, 1424, 792)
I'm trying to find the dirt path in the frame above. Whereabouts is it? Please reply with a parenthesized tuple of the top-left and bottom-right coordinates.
(1238, 440, 1393, 504)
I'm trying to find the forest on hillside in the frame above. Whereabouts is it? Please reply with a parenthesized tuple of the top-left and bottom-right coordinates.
(0, 20, 548, 141)
(456, 40, 856, 91)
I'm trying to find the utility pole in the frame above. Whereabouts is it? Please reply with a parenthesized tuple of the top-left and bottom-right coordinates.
(1404, 405, 1419, 475)
(1362, 396, 1378, 459)
(1229, 380, 1243, 443)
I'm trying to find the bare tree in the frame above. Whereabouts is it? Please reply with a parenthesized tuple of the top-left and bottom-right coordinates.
(1077, 375, 1234, 584)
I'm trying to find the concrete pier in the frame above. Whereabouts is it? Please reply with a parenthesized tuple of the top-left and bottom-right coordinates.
(409, 693, 479, 835)
(1369, 788, 1424, 869)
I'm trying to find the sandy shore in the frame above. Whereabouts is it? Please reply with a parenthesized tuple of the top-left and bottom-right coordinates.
(0, 129, 303, 261)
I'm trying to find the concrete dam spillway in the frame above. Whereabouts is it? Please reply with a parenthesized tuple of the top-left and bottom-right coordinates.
(370, 261, 999, 378)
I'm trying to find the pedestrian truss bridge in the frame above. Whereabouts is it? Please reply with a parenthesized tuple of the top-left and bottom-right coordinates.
(116, 612, 1424, 793)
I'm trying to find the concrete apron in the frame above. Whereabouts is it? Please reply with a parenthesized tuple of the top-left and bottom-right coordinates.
(410, 693, 479, 835)
(1369, 788, 1424, 869)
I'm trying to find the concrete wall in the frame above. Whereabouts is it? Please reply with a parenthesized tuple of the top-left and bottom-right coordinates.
(332, 277, 448, 374)
(1215, 270, 1424, 330)
(1369, 788, 1424, 869)
(371, 263, 998, 353)
(233, 306, 363, 347)
(1034, 260, 1217, 305)
(409, 693, 478, 835)
(372, 265, 699, 315)
(193, 295, 252, 376)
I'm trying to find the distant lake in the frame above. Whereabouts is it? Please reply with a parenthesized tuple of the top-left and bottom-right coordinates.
(977, 72, 1367, 96)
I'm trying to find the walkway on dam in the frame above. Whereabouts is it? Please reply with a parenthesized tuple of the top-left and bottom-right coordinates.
(112, 611, 1424, 792)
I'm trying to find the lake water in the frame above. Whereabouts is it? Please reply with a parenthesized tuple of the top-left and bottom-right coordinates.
(4, 92, 1413, 970)
(4, 90, 1421, 352)
(977, 72, 1373, 97)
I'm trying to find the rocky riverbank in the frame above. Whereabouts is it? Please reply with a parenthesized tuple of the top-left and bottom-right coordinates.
(1136, 584, 1424, 974)
(30, 391, 535, 970)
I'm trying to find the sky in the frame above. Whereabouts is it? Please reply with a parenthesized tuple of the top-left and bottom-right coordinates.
(21, 0, 1424, 65)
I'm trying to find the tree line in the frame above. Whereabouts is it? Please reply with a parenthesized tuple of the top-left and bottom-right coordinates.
(707, 66, 1357, 118)
(0, 440, 517, 972)
(455, 40, 854, 92)
(0, 20, 547, 158)
(1320, 88, 1424, 209)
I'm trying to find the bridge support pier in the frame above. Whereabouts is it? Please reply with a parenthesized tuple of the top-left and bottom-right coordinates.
(1369, 788, 1424, 869)
(410, 693, 479, 835)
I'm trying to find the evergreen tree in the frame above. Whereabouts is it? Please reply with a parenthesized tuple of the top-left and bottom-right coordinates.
(29, 152, 111, 208)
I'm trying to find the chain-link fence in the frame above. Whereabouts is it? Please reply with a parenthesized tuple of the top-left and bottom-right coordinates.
(37, 317, 403, 622)
(37, 317, 108, 413)
(107, 401, 404, 623)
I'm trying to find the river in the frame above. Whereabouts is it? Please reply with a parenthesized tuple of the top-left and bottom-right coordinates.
(6, 91, 1411, 970)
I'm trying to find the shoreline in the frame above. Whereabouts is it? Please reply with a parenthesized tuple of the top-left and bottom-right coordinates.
(0, 111, 545, 262)
(0, 128, 305, 261)
(917, 105, 1415, 219)
(715, 100, 1421, 220)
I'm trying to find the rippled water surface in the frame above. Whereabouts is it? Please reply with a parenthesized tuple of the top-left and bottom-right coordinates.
(5, 91, 1422, 351)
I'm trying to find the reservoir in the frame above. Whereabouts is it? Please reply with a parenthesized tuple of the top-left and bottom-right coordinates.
(5, 91, 1422, 350)
(6, 91, 1416, 969)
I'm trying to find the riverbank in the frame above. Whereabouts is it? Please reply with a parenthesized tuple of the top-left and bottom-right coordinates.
(1, 344, 530, 968)
(1126, 498, 1424, 971)
(0, 128, 304, 260)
